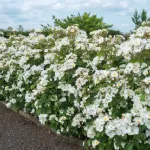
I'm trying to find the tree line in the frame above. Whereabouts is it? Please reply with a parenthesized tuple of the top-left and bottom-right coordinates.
(0, 9, 149, 38)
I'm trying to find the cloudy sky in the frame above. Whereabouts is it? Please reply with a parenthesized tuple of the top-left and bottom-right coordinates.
(0, 0, 149, 32)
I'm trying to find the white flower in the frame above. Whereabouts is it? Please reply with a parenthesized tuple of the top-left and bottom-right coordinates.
(110, 71, 118, 78)
(30, 109, 35, 114)
(94, 117, 105, 132)
(124, 63, 133, 74)
(146, 130, 150, 137)
(104, 116, 109, 122)
(116, 81, 122, 88)
(72, 114, 85, 127)
(59, 116, 67, 124)
(92, 140, 100, 148)
(93, 70, 109, 84)
(10, 98, 16, 104)
(143, 77, 150, 84)
(131, 38, 141, 46)
(86, 127, 95, 138)
(76, 77, 87, 89)
(143, 69, 149, 76)
(59, 97, 66, 102)
(25, 92, 32, 103)
(39, 114, 48, 125)
(6, 102, 11, 108)
(132, 126, 139, 135)
(145, 88, 150, 94)
(114, 142, 119, 150)
(83, 104, 99, 117)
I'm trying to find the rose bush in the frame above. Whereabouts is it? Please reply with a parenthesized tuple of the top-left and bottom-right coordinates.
(0, 22, 150, 150)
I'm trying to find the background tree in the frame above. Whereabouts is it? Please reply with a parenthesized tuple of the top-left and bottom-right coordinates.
(41, 24, 53, 36)
(0, 25, 29, 38)
(141, 9, 147, 23)
(52, 12, 114, 36)
(132, 9, 150, 28)
(107, 29, 123, 36)
(17, 25, 24, 32)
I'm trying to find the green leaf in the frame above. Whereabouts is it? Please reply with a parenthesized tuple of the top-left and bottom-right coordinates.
(98, 146, 104, 150)
(125, 144, 134, 150)
(140, 94, 146, 101)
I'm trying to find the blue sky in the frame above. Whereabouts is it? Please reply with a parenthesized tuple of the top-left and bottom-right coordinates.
(0, 0, 149, 33)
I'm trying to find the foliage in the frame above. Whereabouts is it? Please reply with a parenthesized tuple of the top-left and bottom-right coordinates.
(53, 12, 113, 36)
(108, 29, 123, 36)
(40, 24, 55, 36)
(0, 26, 30, 39)
(0, 22, 150, 150)
(132, 9, 150, 28)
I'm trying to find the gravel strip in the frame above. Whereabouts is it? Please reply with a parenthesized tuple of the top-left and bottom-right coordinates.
(0, 103, 83, 150)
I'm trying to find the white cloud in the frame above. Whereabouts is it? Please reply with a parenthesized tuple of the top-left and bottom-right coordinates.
(52, 3, 65, 10)
(0, 0, 149, 31)
(88, 0, 128, 9)
(116, 7, 134, 16)
(121, 23, 132, 27)
(21, 0, 58, 11)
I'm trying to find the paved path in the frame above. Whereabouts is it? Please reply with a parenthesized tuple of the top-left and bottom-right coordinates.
(0, 103, 83, 150)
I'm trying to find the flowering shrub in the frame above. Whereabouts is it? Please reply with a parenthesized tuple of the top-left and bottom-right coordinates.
(0, 22, 150, 150)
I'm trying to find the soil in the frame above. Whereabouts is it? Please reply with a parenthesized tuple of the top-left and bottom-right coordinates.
(0, 103, 83, 150)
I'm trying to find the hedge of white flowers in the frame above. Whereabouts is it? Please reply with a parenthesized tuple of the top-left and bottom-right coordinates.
(0, 22, 150, 150)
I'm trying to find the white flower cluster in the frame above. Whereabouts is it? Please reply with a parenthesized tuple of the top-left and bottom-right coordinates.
(0, 22, 150, 149)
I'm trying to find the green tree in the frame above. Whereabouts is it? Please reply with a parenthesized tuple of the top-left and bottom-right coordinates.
(41, 24, 53, 36)
(132, 9, 141, 27)
(52, 12, 113, 36)
(7, 26, 13, 31)
(132, 9, 149, 28)
(17, 25, 24, 32)
(141, 9, 147, 22)
(0, 25, 29, 38)
(108, 29, 123, 36)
